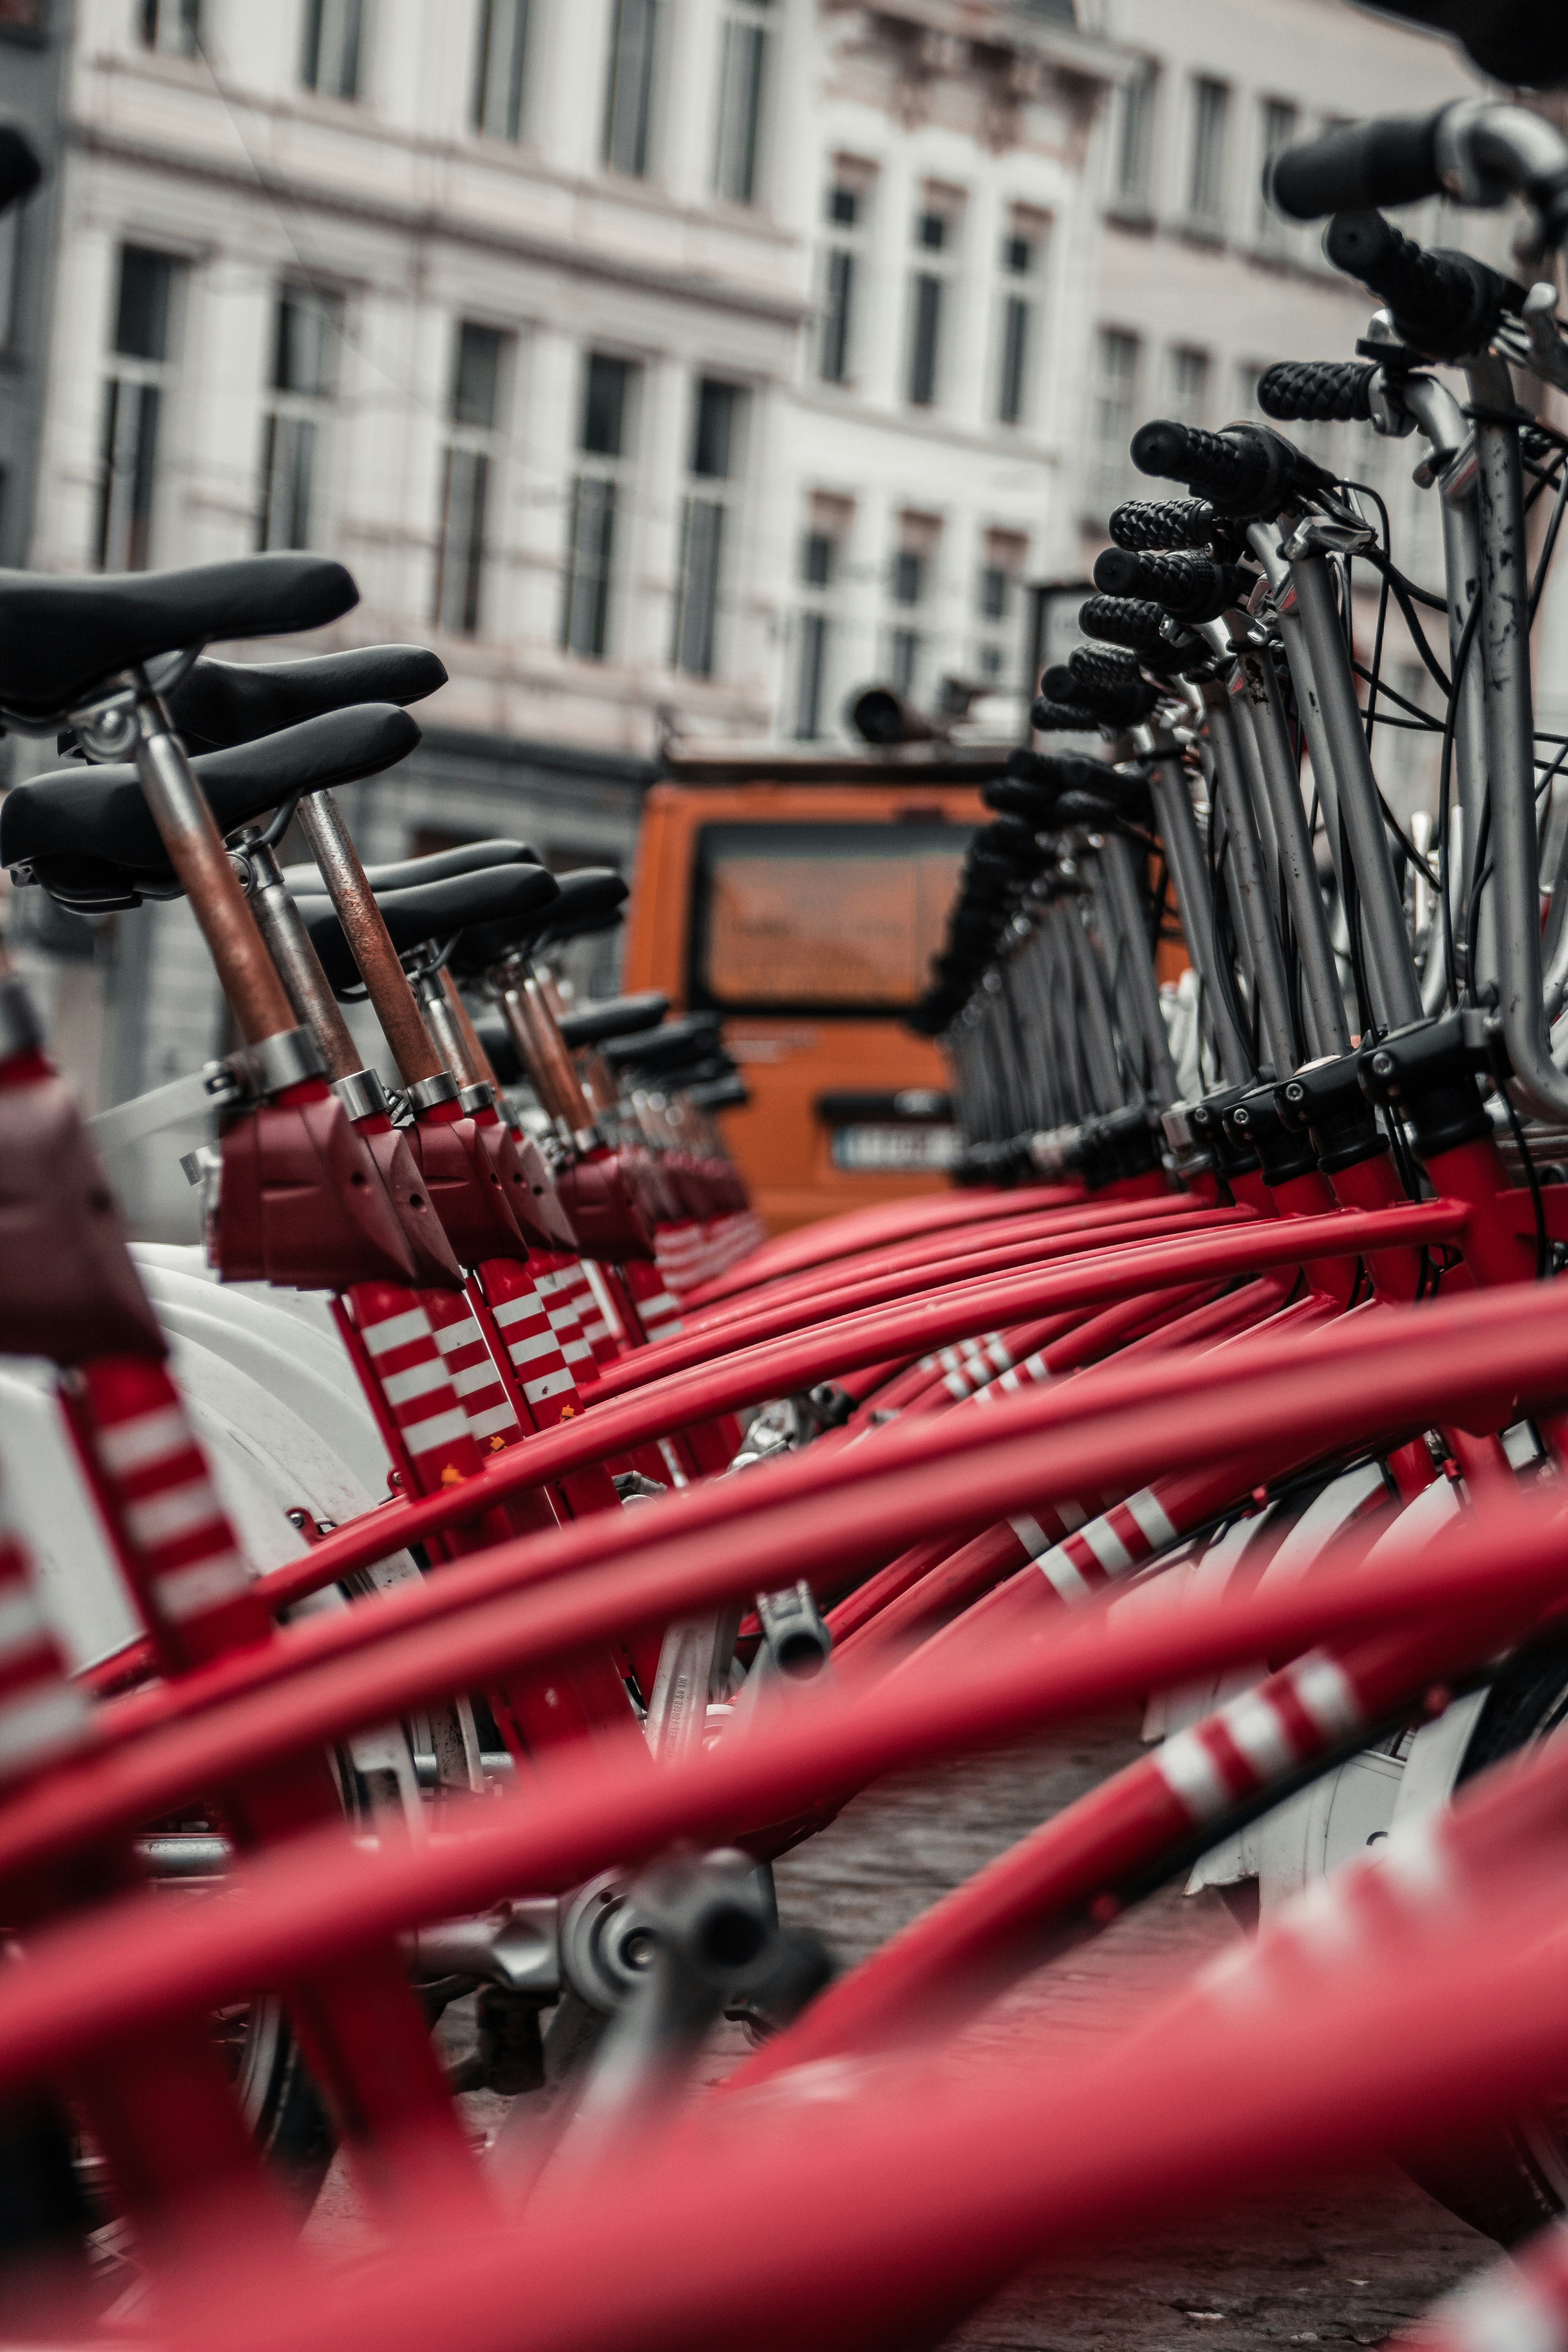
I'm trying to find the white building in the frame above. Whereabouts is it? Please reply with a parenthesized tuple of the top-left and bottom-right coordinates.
(767, 0, 1122, 738)
(2, 0, 1527, 1231)
(1076, 0, 1485, 820)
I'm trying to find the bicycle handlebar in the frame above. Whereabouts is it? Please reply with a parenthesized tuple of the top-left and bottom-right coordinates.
(1092, 548, 1250, 624)
(1269, 99, 1568, 251)
(1323, 211, 1516, 361)
(1259, 360, 1376, 425)
(1078, 594, 1187, 668)
(1129, 418, 1324, 519)
(1269, 109, 1445, 222)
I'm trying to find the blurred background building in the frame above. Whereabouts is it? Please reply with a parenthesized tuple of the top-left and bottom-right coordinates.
(0, 0, 1499, 1228)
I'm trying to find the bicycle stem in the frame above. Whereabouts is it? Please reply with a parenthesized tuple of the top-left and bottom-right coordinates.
(1465, 349, 1568, 1123)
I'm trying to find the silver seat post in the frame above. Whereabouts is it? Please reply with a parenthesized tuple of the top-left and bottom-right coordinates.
(1464, 351, 1568, 1121)
(1276, 525, 1424, 1030)
(1136, 732, 1254, 1090)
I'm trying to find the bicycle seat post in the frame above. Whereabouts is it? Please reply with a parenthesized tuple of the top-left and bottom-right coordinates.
(233, 828, 365, 1086)
(122, 672, 301, 1053)
(293, 789, 450, 1094)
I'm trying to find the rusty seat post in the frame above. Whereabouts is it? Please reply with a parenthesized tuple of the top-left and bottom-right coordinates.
(119, 673, 318, 1084)
(293, 789, 451, 1098)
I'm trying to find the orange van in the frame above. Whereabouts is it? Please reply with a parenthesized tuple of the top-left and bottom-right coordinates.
(619, 744, 1006, 1235)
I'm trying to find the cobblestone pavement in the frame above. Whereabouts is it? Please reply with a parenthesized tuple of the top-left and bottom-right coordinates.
(311, 1707, 1494, 2345)
(764, 1707, 1493, 2350)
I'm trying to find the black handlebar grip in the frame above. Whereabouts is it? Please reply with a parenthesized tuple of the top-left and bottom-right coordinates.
(1323, 212, 1507, 360)
(1267, 108, 1445, 223)
(1259, 359, 1376, 424)
(1064, 646, 1143, 694)
(1079, 594, 1178, 666)
(1107, 497, 1219, 553)
(1092, 547, 1250, 624)
(1031, 697, 1110, 735)
(1129, 418, 1312, 519)
(1040, 664, 1156, 722)
(0, 122, 41, 219)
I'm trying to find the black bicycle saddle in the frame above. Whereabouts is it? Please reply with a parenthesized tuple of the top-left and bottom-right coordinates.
(167, 644, 446, 753)
(1, 702, 418, 913)
(556, 991, 671, 1050)
(280, 838, 536, 897)
(534, 867, 628, 944)
(601, 1012, 724, 1073)
(295, 863, 560, 995)
(445, 867, 628, 978)
(0, 553, 358, 725)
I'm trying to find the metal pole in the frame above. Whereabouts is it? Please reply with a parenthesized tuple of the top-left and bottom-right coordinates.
(1202, 688, 1300, 1077)
(1140, 744, 1254, 1089)
(1465, 351, 1568, 1122)
(1281, 544, 1423, 1028)
(1242, 647, 1352, 1056)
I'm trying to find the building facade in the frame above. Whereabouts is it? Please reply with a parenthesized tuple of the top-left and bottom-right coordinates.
(2, 0, 1519, 1234)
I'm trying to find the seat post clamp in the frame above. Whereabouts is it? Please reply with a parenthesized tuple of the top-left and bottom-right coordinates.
(229, 1025, 324, 1101)
(408, 1071, 460, 1115)
(331, 1067, 390, 1123)
(458, 1079, 495, 1115)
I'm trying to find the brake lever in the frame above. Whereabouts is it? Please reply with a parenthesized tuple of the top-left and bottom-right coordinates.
(1503, 280, 1568, 397)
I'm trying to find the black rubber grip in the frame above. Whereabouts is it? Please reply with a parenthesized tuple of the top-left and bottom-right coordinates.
(1079, 594, 1175, 665)
(1268, 109, 1445, 223)
(1030, 697, 1107, 735)
(1038, 667, 1157, 727)
(1259, 359, 1376, 424)
(1065, 646, 1143, 693)
(1130, 419, 1296, 518)
(1092, 548, 1250, 624)
(1323, 212, 1508, 360)
(1107, 498, 1219, 553)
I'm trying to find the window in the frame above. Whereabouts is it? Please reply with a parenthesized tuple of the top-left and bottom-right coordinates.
(1164, 343, 1209, 431)
(471, 0, 529, 141)
(975, 528, 1027, 684)
(1088, 326, 1140, 517)
(1187, 78, 1229, 228)
(1256, 98, 1298, 249)
(792, 491, 851, 740)
(603, 0, 657, 177)
(562, 352, 635, 660)
(673, 377, 744, 678)
(818, 167, 872, 386)
(301, 0, 363, 99)
(713, 0, 770, 205)
(996, 211, 1047, 427)
(693, 822, 972, 1013)
(1112, 61, 1157, 211)
(257, 285, 343, 553)
(433, 322, 508, 636)
(906, 191, 963, 409)
(887, 511, 940, 701)
(96, 245, 178, 573)
(138, 0, 201, 53)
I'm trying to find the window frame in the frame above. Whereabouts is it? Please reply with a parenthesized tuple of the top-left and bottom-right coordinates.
(561, 350, 637, 662)
(432, 319, 511, 638)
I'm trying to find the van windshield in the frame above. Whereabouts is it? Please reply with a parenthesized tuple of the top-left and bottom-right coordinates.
(692, 821, 970, 1014)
